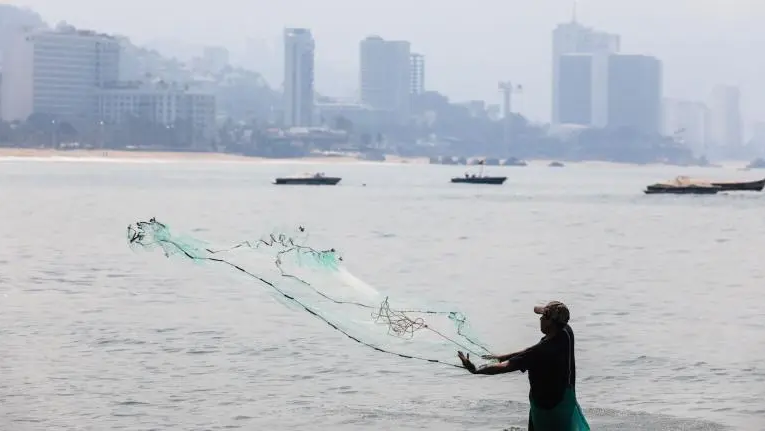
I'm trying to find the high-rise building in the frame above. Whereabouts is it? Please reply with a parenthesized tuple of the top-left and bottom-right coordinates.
(606, 54, 662, 135)
(751, 121, 765, 154)
(359, 35, 411, 121)
(97, 80, 216, 149)
(1, 25, 120, 122)
(551, 20, 620, 125)
(707, 85, 742, 150)
(283, 28, 315, 127)
(202, 46, 229, 73)
(410, 53, 425, 96)
(557, 53, 593, 125)
(557, 52, 662, 135)
(662, 98, 709, 153)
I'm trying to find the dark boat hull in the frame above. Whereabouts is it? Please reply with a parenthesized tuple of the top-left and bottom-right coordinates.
(274, 177, 342, 185)
(644, 185, 720, 195)
(451, 176, 507, 185)
(710, 178, 765, 192)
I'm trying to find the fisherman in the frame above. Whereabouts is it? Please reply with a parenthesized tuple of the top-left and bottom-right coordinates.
(457, 301, 589, 430)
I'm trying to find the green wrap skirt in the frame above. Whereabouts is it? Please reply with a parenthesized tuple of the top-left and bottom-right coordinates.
(528, 387, 590, 431)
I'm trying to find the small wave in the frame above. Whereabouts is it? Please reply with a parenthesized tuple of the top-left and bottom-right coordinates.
(115, 400, 150, 406)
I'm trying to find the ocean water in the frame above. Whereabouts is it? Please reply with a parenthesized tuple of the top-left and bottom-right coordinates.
(1, 158, 764, 430)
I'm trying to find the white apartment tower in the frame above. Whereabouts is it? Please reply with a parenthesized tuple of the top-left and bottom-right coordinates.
(359, 35, 411, 121)
(1, 24, 120, 122)
(410, 53, 425, 96)
(283, 28, 315, 127)
(97, 81, 217, 149)
(708, 85, 742, 150)
(552, 20, 620, 125)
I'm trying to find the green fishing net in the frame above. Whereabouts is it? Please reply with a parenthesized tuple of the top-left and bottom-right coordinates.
(127, 218, 495, 368)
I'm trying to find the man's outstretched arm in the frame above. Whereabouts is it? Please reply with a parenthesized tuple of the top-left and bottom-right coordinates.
(483, 349, 526, 362)
(458, 351, 524, 375)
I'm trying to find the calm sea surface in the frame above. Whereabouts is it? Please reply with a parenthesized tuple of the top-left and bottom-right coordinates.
(1, 158, 764, 430)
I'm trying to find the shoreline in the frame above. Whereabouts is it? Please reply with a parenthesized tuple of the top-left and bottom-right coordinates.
(0, 148, 753, 170)
(0, 148, 429, 164)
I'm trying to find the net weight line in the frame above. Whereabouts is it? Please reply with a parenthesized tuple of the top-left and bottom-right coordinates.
(127, 218, 493, 368)
(202, 224, 493, 355)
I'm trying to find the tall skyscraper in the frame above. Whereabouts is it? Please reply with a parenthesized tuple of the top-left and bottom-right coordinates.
(557, 53, 593, 125)
(359, 35, 411, 121)
(1, 25, 120, 122)
(557, 52, 662, 135)
(708, 85, 742, 150)
(751, 121, 765, 153)
(283, 28, 315, 127)
(606, 54, 662, 135)
(410, 53, 425, 96)
(551, 20, 620, 125)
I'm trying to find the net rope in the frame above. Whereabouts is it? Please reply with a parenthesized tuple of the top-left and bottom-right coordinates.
(127, 218, 494, 368)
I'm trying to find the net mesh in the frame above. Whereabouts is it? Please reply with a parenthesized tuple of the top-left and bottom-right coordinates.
(127, 218, 495, 368)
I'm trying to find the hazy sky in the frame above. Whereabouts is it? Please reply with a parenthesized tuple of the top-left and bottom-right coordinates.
(8, 0, 765, 130)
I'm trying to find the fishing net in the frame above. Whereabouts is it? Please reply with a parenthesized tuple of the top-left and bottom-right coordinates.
(126, 218, 495, 368)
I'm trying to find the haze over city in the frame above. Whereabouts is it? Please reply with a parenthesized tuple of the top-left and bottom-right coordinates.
(8, 0, 765, 132)
(4, 2, 765, 430)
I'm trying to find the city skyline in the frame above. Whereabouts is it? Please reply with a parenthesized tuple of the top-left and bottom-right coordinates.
(0, 3, 758, 162)
(7, 0, 762, 133)
(0, 1, 756, 153)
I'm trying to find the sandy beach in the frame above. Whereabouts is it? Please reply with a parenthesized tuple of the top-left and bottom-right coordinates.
(0, 148, 430, 164)
(1, 148, 751, 170)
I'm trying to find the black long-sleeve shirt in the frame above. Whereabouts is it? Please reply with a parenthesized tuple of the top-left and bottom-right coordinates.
(511, 325, 576, 409)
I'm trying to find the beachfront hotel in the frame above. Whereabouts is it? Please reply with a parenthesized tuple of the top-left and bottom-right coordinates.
(0, 23, 120, 123)
(97, 80, 217, 149)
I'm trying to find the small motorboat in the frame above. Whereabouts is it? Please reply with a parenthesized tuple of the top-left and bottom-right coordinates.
(451, 175, 507, 185)
(502, 157, 527, 166)
(274, 172, 342, 185)
(451, 160, 507, 185)
(549, 161, 565, 167)
(644, 176, 721, 195)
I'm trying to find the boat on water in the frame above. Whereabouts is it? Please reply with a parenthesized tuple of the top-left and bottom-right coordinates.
(710, 177, 765, 192)
(273, 172, 342, 185)
(549, 161, 565, 167)
(451, 160, 507, 185)
(502, 157, 527, 167)
(647, 175, 765, 193)
(452, 175, 507, 185)
(644, 176, 721, 195)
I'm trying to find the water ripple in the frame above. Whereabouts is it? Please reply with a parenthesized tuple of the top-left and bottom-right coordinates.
(0, 162, 761, 430)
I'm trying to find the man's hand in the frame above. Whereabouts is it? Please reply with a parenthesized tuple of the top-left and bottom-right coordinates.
(457, 351, 477, 373)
